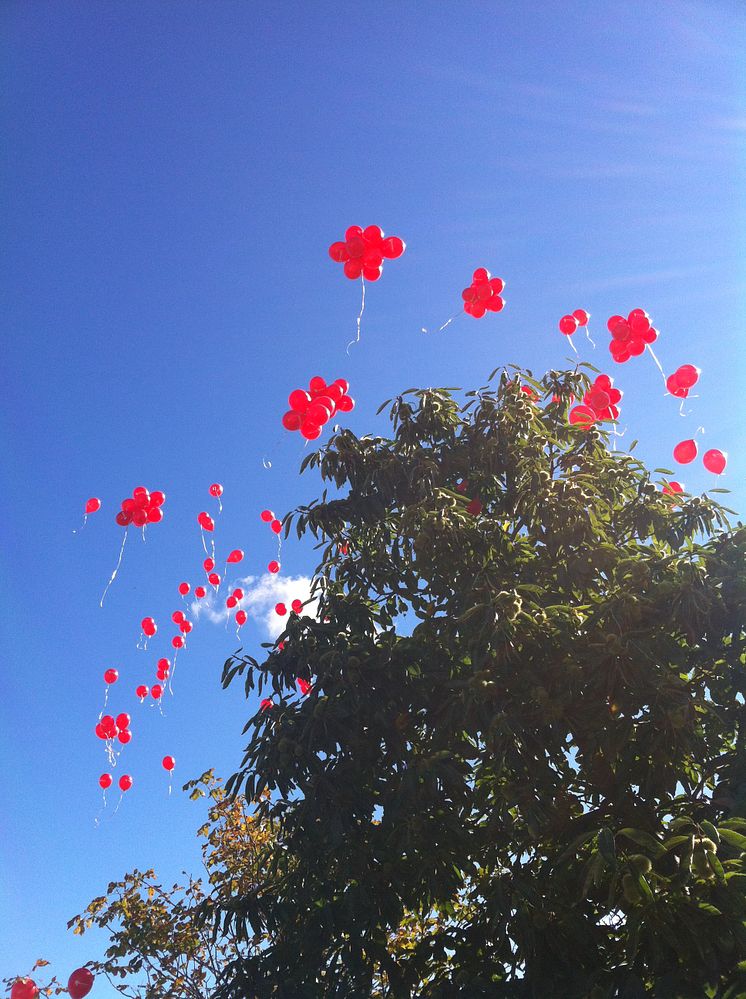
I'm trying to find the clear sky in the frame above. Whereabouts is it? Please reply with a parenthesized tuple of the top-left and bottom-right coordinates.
(1, 0, 745, 991)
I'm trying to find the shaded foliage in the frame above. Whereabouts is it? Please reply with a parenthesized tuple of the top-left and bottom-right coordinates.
(214, 367, 746, 998)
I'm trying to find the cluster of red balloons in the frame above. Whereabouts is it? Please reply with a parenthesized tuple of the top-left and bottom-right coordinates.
(282, 376, 355, 441)
(141, 616, 157, 638)
(11, 968, 94, 999)
(606, 309, 658, 363)
(274, 598, 304, 616)
(462, 268, 505, 318)
(673, 439, 727, 474)
(666, 364, 700, 398)
(202, 556, 220, 589)
(328, 225, 405, 281)
(95, 711, 131, 745)
(569, 374, 623, 428)
(558, 309, 590, 336)
(115, 486, 166, 527)
(261, 508, 283, 537)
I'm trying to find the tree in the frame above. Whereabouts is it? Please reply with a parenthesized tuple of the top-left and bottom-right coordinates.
(1, 772, 273, 998)
(213, 366, 746, 998)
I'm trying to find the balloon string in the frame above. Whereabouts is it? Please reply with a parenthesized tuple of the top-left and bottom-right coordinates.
(200, 527, 209, 557)
(646, 344, 667, 387)
(583, 326, 596, 348)
(568, 336, 579, 356)
(100, 529, 128, 607)
(100, 686, 109, 718)
(346, 276, 366, 354)
(73, 513, 88, 535)
(113, 792, 123, 816)
(262, 457, 272, 469)
(421, 311, 461, 335)
(106, 739, 116, 768)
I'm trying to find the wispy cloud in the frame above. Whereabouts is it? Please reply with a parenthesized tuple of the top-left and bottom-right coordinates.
(190, 573, 316, 638)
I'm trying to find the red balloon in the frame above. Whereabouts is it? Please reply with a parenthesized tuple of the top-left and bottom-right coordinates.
(157, 667, 169, 681)
(208, 572, 220, 586)
(227, 549, 244, 563)
(260, 698, 273, 712)
(300, 421, 322, 441)
(675, 364, 700, 389)
(275, 602, 287, 616)
(178, 582, 190, 595)
(203, 557, 215, 572)
(466, 498, 482, 516)
(270, 519, 283, 534)
(101, 714, 115, 733)
(67, 968, 94, 999)
(260, 509, 274, 522)
(141, 617, 157, 637)
(151, 684, 163, 699)
(282, 410, 303, 431)
(558, 315, 578, 335)
(172, 635, 184, 648)
(666, 374, 688, 398)
(136, 684, 149, 699)
(297, 677, 312, 696)
(569, 405, 596, 429)
(335, 378, 350, 394)
(236, 609, 248, 626)
(104, 668, 118, 685)
(662, 481, 684, 496)
(150, 490, 166, 507)
(162, 755, 176, 772)
(95, 723, 107, 740)
(209, 482, 223, 497)
(118, 774, 133, 792)
(116, 712, 130, 730)
(194, 586, 206, 599)
(343, 259, 363, 279)
(309, 375, 327, 395)
(85, 497, 101, 514)
(99, 773, 112, 789)
(328, 240, 348, 262)
(291, 599, 303, 614)
(572, 309, 590, 326)
(381, 235, 405, 258)
(146, 506, 163, 524)
(232, 587, 244, 600)
(337, 395, 355, 412)
(181, 619, 193, 634)
(703, 449, 727, 474)
(226, 595, 237, 608)
(115, 510, 132, 527)
(133, 486, 150, 506)
(10, 979, 39, 999)
(198, 511, 215, 532)
(289, 389, 312, 412)
(172, 610, 185, 624)
(673, 439, 697, 464)
(118, 729, 132, 745)
(268, 560, 280, 573)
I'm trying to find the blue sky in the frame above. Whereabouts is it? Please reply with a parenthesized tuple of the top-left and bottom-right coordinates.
(1, 0, 745, 991)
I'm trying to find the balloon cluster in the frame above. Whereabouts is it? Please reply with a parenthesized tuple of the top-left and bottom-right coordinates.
(95, 712, 131, 745)
(115, 486, 166, 527)
(606, 309, 658, 363)
(282, 376, 354, 441)
(569, 374, 623, 428)
(461, 268, 505, 318)
(11, 969, 94, 999)
(673, 439, 727, 474)
(558, 309, 590, 336)
(666, 364, 700, 398)
(328, 225, 405, 281)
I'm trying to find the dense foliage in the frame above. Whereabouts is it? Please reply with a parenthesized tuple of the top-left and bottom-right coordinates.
(214, 366, 746, 998)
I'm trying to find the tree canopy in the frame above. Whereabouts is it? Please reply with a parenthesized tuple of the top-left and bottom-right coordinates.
(213, 365, 746, 998)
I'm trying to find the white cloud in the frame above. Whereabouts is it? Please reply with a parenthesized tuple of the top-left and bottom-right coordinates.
(190, 573, 316, 639)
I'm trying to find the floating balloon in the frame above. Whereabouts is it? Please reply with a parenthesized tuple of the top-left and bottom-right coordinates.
(260, 698, 273, 711)
(606, 309, 658, 364)
(172, 635, 184, 648)
(104, 668, 118, 685)
(141, 617, 157, 638)
(666, 373, 688, 399)
(291, 599, 303, 614)
(261, 509, 274, 522)
(162, 755, 176, 772)
(136, 685, 149, 700)
(558, 314, 578, 336)
(85, 497, 101, 514)
(236, 609, 248, 627)
(582, 374, 622, 421)
(268, 560, 280, 573)
(194, 585, 206, 599)
(232, 587, 244, 600)
(151, 684, 163, 700)
(118, 729, 132, 745)
(172, 610, 184, 624)
(10, 978, 39, 999)
(116, 712, 130, 730)
(226, 595, 237, 608)
(119, 774, 133, 792)
(282, 377, 355, 439)
(227, 549, 244, 563)
(99, 773, 112, 789)
(67, 968, 94, 999)
(275, 603, 287, 616)
(673, 439, 697, 464)
(703, 449, 727, 474)
(203, 557, 215, 572)
(328, 225, 405, 282)
(573, 309, 590, 326)
(662, 481, 684, 496)
(208, 572, 220, 586)
(198, 511, 215, 532)
(209, 483, 223, 498)
(675, 364, 700, 389)
(569, 404, 597, 429)
(116, 487, 166, 526)
(180, 619, 192, 634)
(297, 678, 312, 696)
(178, 582, 190, 596)
(270, 519, 283, 534)
(462, 268, 505, 318)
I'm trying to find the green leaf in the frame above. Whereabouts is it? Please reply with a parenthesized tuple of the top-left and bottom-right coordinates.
(618, 829, 666, 859)
(718, 828, 746, 852)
